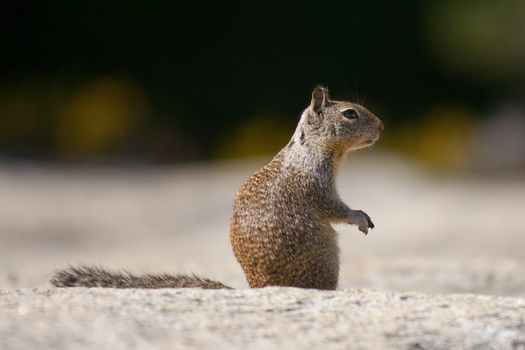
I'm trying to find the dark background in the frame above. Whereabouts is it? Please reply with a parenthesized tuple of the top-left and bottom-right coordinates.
(2, 1, 524, 169)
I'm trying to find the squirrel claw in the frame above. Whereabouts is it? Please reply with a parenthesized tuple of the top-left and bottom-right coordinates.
(363, 212, 374, 229)
(351, 210, 374, 235)
(358, 225, 369, 235)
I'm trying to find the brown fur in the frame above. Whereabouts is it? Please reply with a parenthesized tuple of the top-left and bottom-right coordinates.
(50, 86, 383, 290)
(51, 265, 230, 289)
(230, 86, 383, 290)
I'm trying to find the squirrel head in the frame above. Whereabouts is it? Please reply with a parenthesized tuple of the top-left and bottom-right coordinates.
(296, 86, 384, 151)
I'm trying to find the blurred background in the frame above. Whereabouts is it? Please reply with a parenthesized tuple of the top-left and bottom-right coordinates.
(0, 1, 524, 295)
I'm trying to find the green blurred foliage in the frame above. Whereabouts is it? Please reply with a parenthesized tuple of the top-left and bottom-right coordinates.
(55, 77, 146, 157)
(0, 1, 523, 166)
(424, 0, 525, 84)
(215, 114, 295, 159)
(385, 105, 476, 171)
(0, 76, 146, 158)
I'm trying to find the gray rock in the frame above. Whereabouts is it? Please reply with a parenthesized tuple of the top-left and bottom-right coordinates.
(1, 287, 524, 350)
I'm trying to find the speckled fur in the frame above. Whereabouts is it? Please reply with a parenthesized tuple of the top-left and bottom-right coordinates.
(51, 265, 230, 289)
(231, 86, 383, 290)
(51, 86, 382, 290)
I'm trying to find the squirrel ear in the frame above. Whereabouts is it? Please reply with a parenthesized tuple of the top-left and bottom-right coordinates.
(310, 86, 330, 113)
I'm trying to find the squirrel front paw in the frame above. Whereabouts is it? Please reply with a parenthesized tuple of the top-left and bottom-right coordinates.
(349, 210, 374, 235)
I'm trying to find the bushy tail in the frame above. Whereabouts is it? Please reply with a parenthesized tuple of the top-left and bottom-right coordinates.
(50, 265, 231, 289)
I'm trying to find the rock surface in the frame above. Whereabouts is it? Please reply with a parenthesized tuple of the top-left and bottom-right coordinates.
(1, 287, 524, 350)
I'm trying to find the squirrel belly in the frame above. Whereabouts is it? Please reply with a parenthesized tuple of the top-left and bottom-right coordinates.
(50, 265, 231, 289)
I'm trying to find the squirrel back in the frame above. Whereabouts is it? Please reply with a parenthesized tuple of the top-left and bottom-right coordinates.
(50, 86, 383, 290)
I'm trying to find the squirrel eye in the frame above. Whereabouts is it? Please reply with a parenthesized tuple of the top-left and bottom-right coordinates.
(342, 109, 358, 119)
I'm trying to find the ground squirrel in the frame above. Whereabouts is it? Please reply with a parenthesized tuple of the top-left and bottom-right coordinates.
(51, 86, 383, 290)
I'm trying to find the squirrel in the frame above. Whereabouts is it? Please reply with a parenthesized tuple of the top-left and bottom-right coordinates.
(51, 86, 383, 290)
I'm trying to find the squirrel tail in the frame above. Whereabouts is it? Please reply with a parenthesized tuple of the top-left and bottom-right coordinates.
(50, 265, 231, 289)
